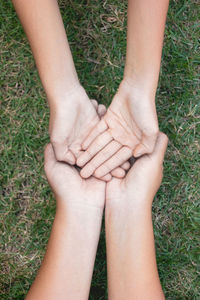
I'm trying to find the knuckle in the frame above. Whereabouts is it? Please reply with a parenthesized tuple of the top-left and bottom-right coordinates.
(85, 147, 94, 159)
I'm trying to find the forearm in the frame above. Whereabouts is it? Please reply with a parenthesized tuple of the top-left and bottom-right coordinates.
(106, 204, 164, 300)
(26, 204, 103, 300)
(124, 0, 169, 94)
(12, 0, 79, 103)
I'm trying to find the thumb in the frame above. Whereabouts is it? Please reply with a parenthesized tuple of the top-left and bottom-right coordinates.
(133, 133, 157, 157)
(51, 140, 76, 165)
(49, 106, 76, 164)
(150, 132, 168, 164)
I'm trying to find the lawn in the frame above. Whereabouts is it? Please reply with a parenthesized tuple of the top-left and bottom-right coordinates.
(0, 0, 199, 299)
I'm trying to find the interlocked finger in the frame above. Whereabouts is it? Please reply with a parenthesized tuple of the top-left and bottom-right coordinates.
(94, 146, 133, 178)
(79, 140, 122, 178)
(111, 167, 126, 178)
(77, 130, 113, 167)
(120, 161, 131, 171)
(82, 119, 108, 150)
(100, 173, 112, 182)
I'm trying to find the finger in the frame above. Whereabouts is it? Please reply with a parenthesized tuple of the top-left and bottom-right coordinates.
(51, 141, 76, 165)
(100, 173, 112, 182)
(94, 146, 133, 178)
(97, 104, 106, 118)
(91, 100, 106, 118)
(79, 140, 122, 177)
(111, 167, 126, 178)
(91, 99, 98, 110)
(151, 132, 168, 163)
(120, 161, 131, 170)
(64, 150, 76, 164)
(82, 118, 108, 150)
(77, 131, 113, 168)
(133, 133, 158, 158)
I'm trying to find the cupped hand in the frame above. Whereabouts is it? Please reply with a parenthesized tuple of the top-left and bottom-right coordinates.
(49, 85, 99, 164)
(106, 132, 168, 210)
(44, 143, 106, 210)
(49, 85, 129, 181)
(77, 79, 159, 179)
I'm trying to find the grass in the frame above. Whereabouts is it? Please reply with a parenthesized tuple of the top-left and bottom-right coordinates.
(0, 0, 199, 299)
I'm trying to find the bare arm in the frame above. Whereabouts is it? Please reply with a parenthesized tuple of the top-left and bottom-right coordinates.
(12, 0, 79, 102)
(124, 0, 169, 94)
(106, 206, 164, 300)
(26, 206, 103, 300)
(11, 0, 102, 166)
(105, 133, 168, 299)
(26, 144, 105, 299)
(77, 0, 169, 179)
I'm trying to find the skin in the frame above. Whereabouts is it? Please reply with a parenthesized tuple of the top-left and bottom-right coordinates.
(106, 132, 168, 300)
(77, 0, 169, 179)
(11, 0, 127, 180)
(10, 2, 169, 298)
(26, 132, 168, 299)
(26, 143, 106, 300)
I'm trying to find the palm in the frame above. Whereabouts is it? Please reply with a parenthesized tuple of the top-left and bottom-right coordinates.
(50, 86, 99, 163)
(106, 132, 168, 207)
(45, 144, 106, 209)
(105, 80, 158, 151)
(106, 155, 159, 204)
(78, 80, 158, 179)
(65, 98, 98, 158)
(104, 92, 141, 150)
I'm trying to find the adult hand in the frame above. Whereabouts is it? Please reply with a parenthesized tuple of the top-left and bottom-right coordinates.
(77, 79, 159, 179)
(44, 143, 106, 210)
(106, 132, 168, 210)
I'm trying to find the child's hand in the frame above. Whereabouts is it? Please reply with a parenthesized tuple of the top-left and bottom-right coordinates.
(44, 143, 106, 210)
(49, 85, 99, 165)
(77, 79, 159, 179)
(49, 85, 128, 181)
(106, 132, 168, 211)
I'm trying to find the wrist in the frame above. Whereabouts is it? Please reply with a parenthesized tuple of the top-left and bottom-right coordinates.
(122, 71, 158, 99)
(47, 82, 86, 106)
(55, 197, 104, 215)
(106, 202, 152, 232)
(106, 194, 153, 218)
(55, 202, 104, 231)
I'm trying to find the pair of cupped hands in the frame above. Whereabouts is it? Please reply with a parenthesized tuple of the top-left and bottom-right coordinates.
(46, 79, 168, 209)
